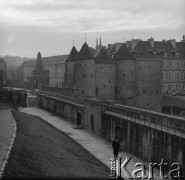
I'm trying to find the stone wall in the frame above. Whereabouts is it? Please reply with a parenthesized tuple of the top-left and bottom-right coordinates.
(76, 59, 96, 97)
(37, 93, 185, 175)
(135, 59, 162, 112)
(95, 63, 116, 99)
(102, 113, 185, 174)
(116, 60, 136, 101)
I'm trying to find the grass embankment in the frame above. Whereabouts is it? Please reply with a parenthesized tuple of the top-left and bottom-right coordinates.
(3, 110, 110, 179)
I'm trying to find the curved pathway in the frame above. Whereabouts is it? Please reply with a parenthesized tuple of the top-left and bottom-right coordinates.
(21, 107, 161, 179)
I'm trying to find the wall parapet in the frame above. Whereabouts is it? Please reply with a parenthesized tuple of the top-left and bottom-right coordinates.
(101, 103, 185, 138)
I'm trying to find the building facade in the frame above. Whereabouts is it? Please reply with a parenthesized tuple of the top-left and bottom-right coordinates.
(20, 54, 68, 88)
(65, 42, 162, 112)
(0, 59, 6, 87)
(32, 52, 49, 88)
(43, 55, 68, 87)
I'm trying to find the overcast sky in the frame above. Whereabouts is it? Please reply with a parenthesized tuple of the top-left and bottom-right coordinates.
(0, 0, 185, 58)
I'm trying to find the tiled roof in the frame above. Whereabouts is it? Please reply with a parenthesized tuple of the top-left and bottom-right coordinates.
(107, 45, 116, 55)
(22, 60, 36, 67)
(107, 43, 123, 55)
(132, 41, 182, 58)
(176, 42, 185, 58)
(75, 42, 94, 60)
(89, 47, 98, 56)
(95, 47, 111, 61)
(113, 44, 135, 60)
(154, 41, 175, 58)
(43, 55, 68, 65)
(66, 46, 78, 61)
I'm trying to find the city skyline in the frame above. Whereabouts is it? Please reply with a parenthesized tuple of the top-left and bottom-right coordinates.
(0, 0, 185, 58)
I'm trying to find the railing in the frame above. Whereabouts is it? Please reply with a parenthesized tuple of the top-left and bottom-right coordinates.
(36, 87, 185, 138)
(37, 90, 85, 107)
(38, 85, 78, 97)
(102, 103, 185, 138)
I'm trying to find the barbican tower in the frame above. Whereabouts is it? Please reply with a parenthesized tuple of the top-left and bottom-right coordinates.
(75, 42, 96, 97)
(114, 44, 136, 106)
(95, 48, 116, 99)
(65, 46, 78, 89)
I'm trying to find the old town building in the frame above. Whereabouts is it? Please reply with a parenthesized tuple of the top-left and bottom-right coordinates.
(32, 52, 49, 88)
(65, 42, 162, 112)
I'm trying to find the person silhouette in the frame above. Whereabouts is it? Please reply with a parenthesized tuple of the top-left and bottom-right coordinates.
(112, 137, 120, 159)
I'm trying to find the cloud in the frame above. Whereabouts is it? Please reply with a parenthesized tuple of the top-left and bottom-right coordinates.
(0, 0, 184, 33)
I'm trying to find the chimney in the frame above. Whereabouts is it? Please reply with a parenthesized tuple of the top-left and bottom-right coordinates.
(181, 35, 185, 43)
(148, 37, 154, 48)
(108, 44, 114, 49)
(126, 41, 132, 48)
(169, 39, 176, 48)
(131, 39, 141, 50)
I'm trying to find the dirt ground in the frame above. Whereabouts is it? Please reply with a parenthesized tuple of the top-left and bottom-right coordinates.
(2, 110, 110, 179)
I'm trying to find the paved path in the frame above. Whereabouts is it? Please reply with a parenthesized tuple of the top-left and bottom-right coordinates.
(21, 107, 161, 179)
(0, 110, 16, 177)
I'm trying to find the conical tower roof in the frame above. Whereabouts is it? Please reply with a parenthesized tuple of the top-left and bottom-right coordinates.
(113, 44, 135, 60)
(95, 47, 111, 61)
(66, 46, 78, 61)
(75, 42, 94, 60)
(35, 52, 44, 70)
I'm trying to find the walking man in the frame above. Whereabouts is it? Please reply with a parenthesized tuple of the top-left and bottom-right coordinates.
(112, 137, 120, 159)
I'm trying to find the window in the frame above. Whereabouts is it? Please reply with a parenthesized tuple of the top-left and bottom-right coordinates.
(143, 90, 145, 94)
(96, 88, 98, 97)
(168, 71, 173, 80)
(103, 85, 105, 88)
(84, 74, 86, 78)
(132, 73, 134, 77)
(176, 84, 180, 91)
(115, 87, 117, 97)
(108, 80, 110, 83)
(91, 115, 94, 131)
(176, 61, 180, 67)
(147, 103, 149, 107)
(183, 71, 185, 79)
(168, 85, 173, 90)
(162, 61, 165, 66)
(183, 84, 185, 90)
(162, 71, 165, 80)
(169, 61, 173, 66)
(123, 74, 125, 77)
(91, 74, 93, 78)
(176, 72, 180, 79)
